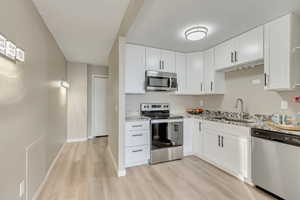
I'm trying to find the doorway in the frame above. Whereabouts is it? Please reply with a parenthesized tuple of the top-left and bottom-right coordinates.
(91, 75, 108, 137)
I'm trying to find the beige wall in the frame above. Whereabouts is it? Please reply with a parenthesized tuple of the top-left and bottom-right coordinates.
(67, 62, 88, 141)
(199, 66, 300, 115)
(108, 37, 126, 174)
(87, 65, 109, 137)
(0, 0, 67, 199)
(126, 93, 201, 115)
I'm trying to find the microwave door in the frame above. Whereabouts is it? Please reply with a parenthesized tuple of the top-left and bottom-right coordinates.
(147, 76, 170, 91)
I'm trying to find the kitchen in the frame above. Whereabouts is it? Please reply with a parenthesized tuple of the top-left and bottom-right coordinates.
(2, 0, 300, 200)
(124, 8, 300, 200)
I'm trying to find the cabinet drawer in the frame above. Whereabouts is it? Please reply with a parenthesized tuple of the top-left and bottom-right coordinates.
(125, 145, 148, 167)
(126, 131, 149, 147)
(126, 121, 150, 131)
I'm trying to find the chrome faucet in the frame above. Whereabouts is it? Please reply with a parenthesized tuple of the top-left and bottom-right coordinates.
(235, 98, 244, 119)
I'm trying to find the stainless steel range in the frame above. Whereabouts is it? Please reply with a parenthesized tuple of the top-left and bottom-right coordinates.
(140, 103, 183, 164)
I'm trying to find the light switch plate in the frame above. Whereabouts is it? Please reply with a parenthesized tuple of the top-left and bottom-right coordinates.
(281, 101, 288, 110)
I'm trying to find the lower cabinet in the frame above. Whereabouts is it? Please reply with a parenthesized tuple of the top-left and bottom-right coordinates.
(125, 120, 150, 168)
(183, 118, 203, 156)
(201, 120, 251, 181)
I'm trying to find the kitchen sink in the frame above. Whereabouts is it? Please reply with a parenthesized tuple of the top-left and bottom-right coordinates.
(212, 116, 255, 124)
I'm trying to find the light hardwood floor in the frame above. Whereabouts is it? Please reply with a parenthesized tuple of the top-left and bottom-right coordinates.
(38, 137, 275, 200)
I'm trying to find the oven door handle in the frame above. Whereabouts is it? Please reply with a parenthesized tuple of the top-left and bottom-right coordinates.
(151, 119, 183, 124)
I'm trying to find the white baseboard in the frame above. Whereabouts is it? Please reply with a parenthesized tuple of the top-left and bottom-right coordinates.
(31, 143, 65, 200)
(107, 146, 126, 177)
(67, 138, 87, 143)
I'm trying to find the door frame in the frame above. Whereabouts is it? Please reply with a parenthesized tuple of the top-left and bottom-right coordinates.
(91, 74, 109, 138)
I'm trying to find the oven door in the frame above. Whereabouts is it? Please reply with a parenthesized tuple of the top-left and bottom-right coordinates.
(150, 119, 183, 164)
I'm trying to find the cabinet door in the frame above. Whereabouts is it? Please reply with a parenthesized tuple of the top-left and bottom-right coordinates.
(161, 50, 175, 72)
(175, 53, 187, 94)
(183, 118, 194, 156)
(145, 47, 161, 71)
(193, 119, 203, 157)
(186, 52, 204, 94)
(221, 134, 244, 176)
(264, 15, 291, 90)
(236, 26, 263, 65)
(203, 129, 221, 164)
(203, 48, 215, 93)
(125, 44, 146, 94)
(214, 40, 234, 70)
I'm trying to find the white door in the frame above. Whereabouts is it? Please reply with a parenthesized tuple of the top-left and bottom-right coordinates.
(92, 76, 108, 137)
(236, 26, 263, 65)
(161, 50, 175, 72)
(264, 15, 290, 90)
(175, 53, 187, 94)
(193, 119, 203, 157)
(125, 44, 146, 94)
(203, 130, 221, 164)
(186, 52, 204, 94)
(214, 39, 234, 70)
(183, 118, 194, 156)
(221, 134, 244, 176)
(145, 47, 161, 71)
(203, 48, 215, 93)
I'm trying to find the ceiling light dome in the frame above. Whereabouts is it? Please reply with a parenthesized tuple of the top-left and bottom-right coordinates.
(185, 26, 208, 41)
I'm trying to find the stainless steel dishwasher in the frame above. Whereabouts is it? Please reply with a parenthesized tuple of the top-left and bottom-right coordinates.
(252, 128, 300, 200)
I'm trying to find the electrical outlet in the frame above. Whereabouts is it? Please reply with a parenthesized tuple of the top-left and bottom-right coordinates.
(281, 101, 288, 110)
(200, 100, 204, 107)
(19, 180, 25, 198)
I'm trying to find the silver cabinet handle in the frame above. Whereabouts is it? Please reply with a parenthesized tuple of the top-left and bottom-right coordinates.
(221, 136, 224, 147)
(210, 81, 213, 92)
(132, 125, 143, 128)
(199, 122, 201, 131)
(231, 52, 234, 63)
(201, 83, 203, 92)
(132, 149, 143, 153)
(159, 60, 162, 69)
(132, 134, 143, 137)
(162, 60, 165, 70)
(234, 51, 238, 62)
(218, 135, 221, 147)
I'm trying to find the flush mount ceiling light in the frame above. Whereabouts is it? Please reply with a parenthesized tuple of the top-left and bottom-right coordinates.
(185, 26, 208, 41)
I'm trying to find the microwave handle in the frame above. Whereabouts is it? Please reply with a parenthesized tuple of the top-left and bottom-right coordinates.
(169, 77, 172, 89)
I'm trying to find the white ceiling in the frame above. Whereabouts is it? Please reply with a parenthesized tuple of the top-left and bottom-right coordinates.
(32, 0, 130, 65)
(127, 0, 300, 53)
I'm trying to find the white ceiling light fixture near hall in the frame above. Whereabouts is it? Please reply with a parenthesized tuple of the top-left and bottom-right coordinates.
(32, 0, 130, 65)
(185, 26, 208, 41)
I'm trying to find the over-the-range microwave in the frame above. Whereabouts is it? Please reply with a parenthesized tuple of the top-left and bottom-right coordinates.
(145, 70, 178, 92)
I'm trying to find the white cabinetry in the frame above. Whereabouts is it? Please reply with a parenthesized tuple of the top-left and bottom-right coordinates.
(264, 14, 300, 90)
(214, 26, 264, 71)
(184, 118, 203, 157)
(183, 118, 194, 156)
(203, 49, 225, 94)
(186, 52, 204, 94)
(202, 120, 251, 181)
(146, 47, 175, 72)
(175, 53, 187, 94)
(125, 120, 150, 168)
(125, 44, 146, 94)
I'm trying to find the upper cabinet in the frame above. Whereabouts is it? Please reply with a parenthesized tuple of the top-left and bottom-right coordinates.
(264, 14, 300, 91)
(186, 52, 204, 94)
(215, 26, 264, 71)
(203, 48, 225, 94)
(125, 44, 146, 94)
(145, 47, 175, 72)
(175, 53, 187, 94)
